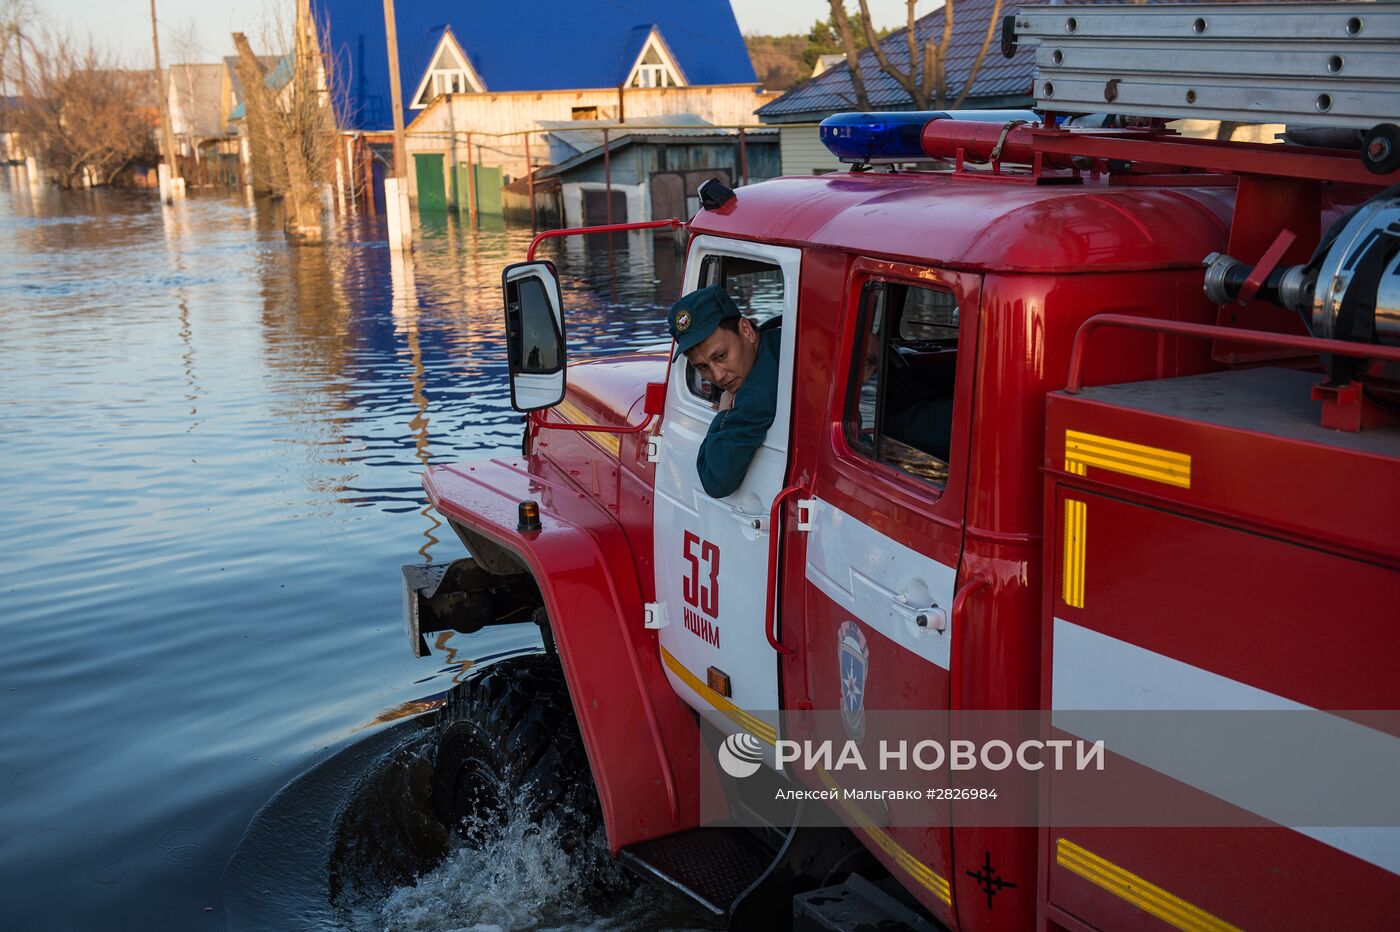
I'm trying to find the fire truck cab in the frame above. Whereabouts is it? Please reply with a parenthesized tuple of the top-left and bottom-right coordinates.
(404, 5, 1400, 930)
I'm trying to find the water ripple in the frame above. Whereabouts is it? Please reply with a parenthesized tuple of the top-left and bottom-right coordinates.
(0, 181, 681, 928)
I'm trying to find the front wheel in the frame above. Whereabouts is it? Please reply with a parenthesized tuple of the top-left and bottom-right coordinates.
(432, 653, 600, 854)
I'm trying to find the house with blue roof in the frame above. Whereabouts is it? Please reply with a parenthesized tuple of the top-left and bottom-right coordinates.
(308, 0, 776, 215)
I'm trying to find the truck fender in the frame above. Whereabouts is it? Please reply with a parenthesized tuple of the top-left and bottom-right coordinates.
(424, 457, 701, 851)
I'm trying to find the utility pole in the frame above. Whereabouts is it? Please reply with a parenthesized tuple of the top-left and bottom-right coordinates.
(296, 0, 316, 64)
(149, 0, 183, 201)
(382, 0, 406, 176)
(381, 0, 411, 249)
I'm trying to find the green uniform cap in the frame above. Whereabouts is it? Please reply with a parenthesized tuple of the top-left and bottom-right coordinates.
(667, 285, 741, 361)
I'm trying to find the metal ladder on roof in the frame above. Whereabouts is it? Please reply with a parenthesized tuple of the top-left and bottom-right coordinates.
(1007, 2, 1400, 131)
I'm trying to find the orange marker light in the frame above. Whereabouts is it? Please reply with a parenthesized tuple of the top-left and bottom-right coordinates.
(706, 666, 732, 698)
(517, 500, 542, 532)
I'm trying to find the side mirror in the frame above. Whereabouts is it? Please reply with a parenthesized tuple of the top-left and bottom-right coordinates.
(502, 260, 566, 411)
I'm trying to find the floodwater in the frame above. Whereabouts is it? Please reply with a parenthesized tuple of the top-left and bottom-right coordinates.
(0, 177, 693, 930)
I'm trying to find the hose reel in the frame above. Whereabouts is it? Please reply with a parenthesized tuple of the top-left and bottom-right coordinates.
(1203, 191, 1400, 388)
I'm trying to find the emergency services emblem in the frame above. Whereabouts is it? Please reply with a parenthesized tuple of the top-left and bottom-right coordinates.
(675, 309, 692, 332)
(838, 620, 869, 743)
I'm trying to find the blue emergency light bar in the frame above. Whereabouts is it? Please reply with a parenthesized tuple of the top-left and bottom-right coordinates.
(819, 110, 1041, 163)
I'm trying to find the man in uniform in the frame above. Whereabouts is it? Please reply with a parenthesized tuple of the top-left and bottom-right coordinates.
(667, 285, 780, 499)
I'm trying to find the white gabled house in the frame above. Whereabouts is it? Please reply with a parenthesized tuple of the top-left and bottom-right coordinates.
(310, 0, 776, 216)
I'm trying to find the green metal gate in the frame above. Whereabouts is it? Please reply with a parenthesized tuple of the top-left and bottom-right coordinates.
(449, 162, 504, 217)
(473, 164, 503, 215)
(413, 153, 447, 212)
(453, 164, 471, 213)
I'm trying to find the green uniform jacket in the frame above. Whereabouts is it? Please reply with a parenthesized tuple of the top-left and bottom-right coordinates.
(697, 329, 781, 498)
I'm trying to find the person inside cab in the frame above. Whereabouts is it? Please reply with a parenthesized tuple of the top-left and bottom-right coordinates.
(667, 285, 780, 499)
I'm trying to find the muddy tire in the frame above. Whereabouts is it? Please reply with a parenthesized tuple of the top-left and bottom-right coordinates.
(432, 653, 600, 854)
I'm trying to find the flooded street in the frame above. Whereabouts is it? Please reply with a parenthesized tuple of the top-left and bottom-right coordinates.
(0, 180, 689, 930)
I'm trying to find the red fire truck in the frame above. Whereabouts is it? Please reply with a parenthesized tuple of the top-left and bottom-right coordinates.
(401, 4, 1400, 929)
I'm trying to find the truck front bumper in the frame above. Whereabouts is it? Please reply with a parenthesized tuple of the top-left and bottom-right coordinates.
(402, 562, 452, 658)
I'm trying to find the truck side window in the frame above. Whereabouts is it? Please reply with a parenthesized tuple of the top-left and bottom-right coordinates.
(844, 281, 959, 489)
(684, 255, 785, 405)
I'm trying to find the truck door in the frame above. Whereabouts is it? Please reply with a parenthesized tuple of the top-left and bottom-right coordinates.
(651, 236, 800, 751)
(801, 260, 981, 924)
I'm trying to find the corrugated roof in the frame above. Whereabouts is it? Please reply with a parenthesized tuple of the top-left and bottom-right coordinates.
(227, 56, 293, 123)
(536, 120, 776, 180)
(313, 0, 757, 132)
(539, 113, 717, 158)
(265, 56, 294, 91)
(758, 0, 1257, 121)
(759, 0, 1052, 121)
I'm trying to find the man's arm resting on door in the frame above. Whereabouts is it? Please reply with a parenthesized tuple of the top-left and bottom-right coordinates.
(696, 399, 774, 498)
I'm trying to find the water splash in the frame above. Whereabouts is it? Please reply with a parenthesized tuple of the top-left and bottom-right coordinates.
(371, 798, 699, 932)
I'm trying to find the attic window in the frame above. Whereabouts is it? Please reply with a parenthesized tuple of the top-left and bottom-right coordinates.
(431, 73, 467, 97)
(410, 31, 483, 108)
(626, 31, 685, 89)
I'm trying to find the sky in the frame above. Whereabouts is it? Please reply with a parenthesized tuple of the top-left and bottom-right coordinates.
(33, 0, 944, 66)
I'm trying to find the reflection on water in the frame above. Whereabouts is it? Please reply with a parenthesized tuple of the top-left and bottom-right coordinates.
(0, 180, 685, 929)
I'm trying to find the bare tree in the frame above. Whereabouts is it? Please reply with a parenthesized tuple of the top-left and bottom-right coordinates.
(827, 0, 872, 109)
(0, 0, 37, 158)
(1, 2, 22, 157)
(0, 0, 35, 91)
(8, 29, 155, 187)
(234, 38, 291, 198)
(233, 13, 337, 242)
(233, 36, 281, 194)
(951, 0, 1003, 109)
(829, 0, 1004, 111)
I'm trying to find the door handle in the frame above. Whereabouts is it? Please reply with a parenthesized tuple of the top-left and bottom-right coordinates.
(727, 506, 765, 531)
(890, 594, 948, 633)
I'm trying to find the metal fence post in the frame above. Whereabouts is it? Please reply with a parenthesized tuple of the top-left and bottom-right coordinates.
(525, 130, 537, 232)
(467, 132, 478, 223)
(603, 127, 612, 226)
